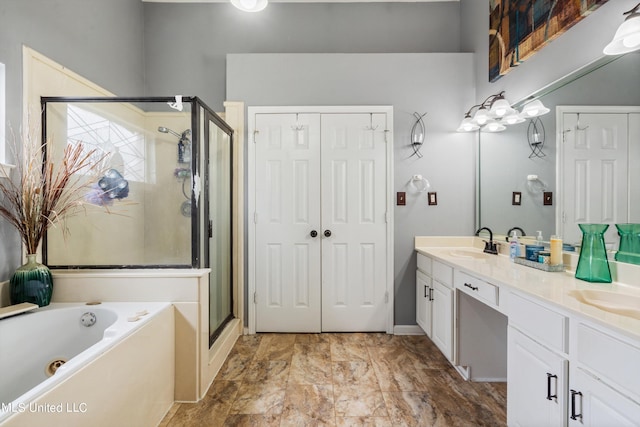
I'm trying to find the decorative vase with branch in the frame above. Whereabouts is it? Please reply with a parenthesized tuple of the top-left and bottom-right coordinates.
(0, 127, 107, 307)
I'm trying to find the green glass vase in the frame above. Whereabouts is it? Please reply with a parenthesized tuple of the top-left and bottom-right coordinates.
(10, 254, 53, 307)
(615, 224, 640, 265)
(575, 224, 612, 283)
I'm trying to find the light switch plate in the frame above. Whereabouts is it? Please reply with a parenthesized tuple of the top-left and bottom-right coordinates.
(544, 191, 553, 205)
(428, 192, 437, 206)
(512, 192, 522, 206)
(397, 192, 406, 206)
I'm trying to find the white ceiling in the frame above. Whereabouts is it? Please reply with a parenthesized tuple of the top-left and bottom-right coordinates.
(142, 0, 458, 3)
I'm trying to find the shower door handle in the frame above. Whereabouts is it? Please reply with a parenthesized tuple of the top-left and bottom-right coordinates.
(310, 230, 318, 238)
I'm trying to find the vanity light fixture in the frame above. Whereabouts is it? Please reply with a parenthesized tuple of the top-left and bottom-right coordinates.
(458, 91, 530, 133)
(520, 99, 550, 118)
(231, 0, 268, 12)
(604, 3, 640, 55)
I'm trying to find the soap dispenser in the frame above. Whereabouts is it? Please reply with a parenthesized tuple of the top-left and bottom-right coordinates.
(509, 230, 521, 261)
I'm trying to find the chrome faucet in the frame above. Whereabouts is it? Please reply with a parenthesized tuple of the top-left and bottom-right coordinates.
(506, 226, 526, 241)
(475, 227, 498, 255)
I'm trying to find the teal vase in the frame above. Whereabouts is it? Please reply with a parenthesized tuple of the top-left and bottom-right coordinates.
(615, 224, 640, 265)
(575, 224, 612, 283)
(10, 254, 53, 307)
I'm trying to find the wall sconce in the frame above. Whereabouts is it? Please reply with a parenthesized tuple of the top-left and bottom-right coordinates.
(231, 0, 268, 12)
(457, 92, 549, 133)
(410, 112, 427, 158)
(604, 3, 640, 55)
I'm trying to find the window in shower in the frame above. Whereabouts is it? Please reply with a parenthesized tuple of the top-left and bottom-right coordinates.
(66, 104, 147, 183)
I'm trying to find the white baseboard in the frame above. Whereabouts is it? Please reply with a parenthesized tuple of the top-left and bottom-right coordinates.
(393, 325, 425, 335)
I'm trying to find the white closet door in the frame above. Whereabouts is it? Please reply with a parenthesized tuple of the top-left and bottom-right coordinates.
(254, 113, 322, 332)
(320, 113, 388, 332)
(561, 113, 628, 246)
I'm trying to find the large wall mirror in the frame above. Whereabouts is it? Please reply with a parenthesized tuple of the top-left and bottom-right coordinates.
(478, 52, 640, 254)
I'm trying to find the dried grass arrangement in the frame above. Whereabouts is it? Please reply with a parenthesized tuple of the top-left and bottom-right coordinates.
(0, 127, 107, 255)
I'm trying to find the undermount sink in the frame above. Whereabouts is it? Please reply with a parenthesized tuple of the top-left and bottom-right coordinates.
(568, 289, 640, 320)
(448, 249, 490, 260)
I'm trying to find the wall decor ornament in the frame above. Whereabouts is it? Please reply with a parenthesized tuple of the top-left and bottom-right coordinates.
(489, 0, 610, 82)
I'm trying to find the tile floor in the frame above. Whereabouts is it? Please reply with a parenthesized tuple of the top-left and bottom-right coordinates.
(160, 333, 506, 426)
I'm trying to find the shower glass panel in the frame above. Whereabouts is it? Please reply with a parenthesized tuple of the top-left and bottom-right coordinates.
(41, 97, 234, 273)
(206, 111, 233, 344)
(42, 98, 193, 267)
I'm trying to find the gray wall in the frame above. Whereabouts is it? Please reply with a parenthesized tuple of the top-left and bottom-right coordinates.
(227, 53, 476, 326)
(0, 0, 145, 280)
(143, 2, 462, 111)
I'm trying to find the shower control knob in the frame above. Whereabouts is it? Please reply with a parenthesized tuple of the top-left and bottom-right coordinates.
(324, 230, 332, 237)
(310, 230, 318, 238)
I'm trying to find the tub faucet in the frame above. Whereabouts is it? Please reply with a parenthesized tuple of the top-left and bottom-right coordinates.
(475, 227, 498, 255)
(506, 226, 526, 242)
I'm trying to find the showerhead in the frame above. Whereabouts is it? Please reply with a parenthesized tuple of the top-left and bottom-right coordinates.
(157, 126, 182, 138)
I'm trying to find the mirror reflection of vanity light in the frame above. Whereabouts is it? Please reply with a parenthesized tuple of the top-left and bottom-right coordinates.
(410, 174, 430, 193)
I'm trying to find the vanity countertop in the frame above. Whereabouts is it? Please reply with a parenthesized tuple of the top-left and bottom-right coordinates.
(415, 236, 640, 341)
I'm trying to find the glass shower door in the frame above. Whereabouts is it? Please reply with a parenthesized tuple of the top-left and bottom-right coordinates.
(207, 112, 233, 345)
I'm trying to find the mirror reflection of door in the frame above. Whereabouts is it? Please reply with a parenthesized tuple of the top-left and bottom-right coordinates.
(558, 108, 640, 248)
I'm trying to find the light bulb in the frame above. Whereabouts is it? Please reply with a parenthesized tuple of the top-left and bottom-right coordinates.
(241, 0, 257, 8)
(623, 33, 640, 48)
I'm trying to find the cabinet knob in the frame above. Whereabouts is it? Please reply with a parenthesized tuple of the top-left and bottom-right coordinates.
(310, 230, 318, 238)
(324, 230, 332, 237)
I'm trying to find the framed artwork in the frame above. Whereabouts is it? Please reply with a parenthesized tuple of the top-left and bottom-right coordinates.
(489, 0, 610, 82)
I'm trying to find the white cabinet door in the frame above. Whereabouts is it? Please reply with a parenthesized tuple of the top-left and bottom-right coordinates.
(508, 327, 567, 427)
(432, 280, 453, 361)
(254, 113, 322, 332)
(416, 270, 432, 336)
(320, 113, 388, 332)
(569, 368, 640, 427)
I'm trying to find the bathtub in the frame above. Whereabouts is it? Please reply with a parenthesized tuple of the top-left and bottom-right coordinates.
(0, 302, 175, 426)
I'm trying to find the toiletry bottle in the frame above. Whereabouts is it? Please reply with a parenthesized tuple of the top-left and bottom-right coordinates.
(510, 230, 520, 261)
(536, 231, 544, 245)
(550, 235, 563, 266)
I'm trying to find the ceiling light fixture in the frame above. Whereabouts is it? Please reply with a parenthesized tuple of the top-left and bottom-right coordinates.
(604, 2, 640, 55)
(231, 0, 268, 12)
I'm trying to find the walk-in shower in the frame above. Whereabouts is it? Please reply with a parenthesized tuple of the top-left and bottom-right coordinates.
(41, 96, 234, 345)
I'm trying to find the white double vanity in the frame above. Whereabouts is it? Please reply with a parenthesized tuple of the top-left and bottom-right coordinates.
(415, 236, 640, 426)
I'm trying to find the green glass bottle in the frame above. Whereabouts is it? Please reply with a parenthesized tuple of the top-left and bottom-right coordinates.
(615, 224, 640, 265)
(575, 224, 612, 283)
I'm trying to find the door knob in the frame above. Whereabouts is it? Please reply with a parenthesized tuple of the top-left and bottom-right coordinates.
(324, 230, 332, 237)
(310, 230, 318, 238)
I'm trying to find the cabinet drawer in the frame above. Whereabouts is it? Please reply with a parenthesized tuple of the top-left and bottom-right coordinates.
(509, 292, 568, 353)
(455, 270, 498, 306)
(417, 253, 432, 275)
(433, 260, 453, 287)
(577, 323, 640, 399)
